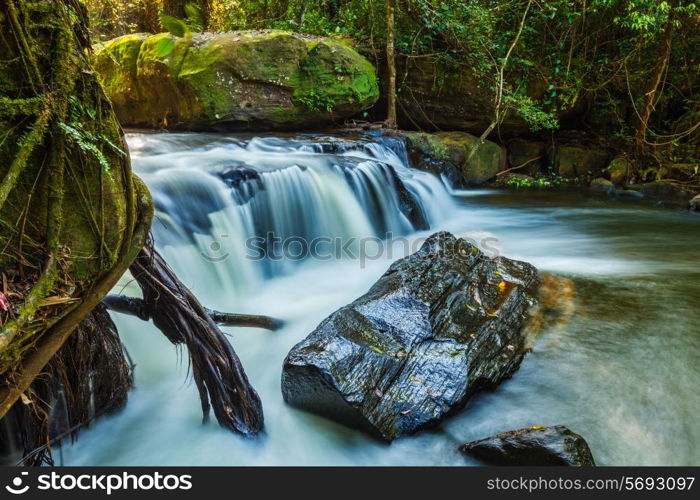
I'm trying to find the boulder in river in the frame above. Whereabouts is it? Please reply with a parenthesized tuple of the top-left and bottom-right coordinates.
(459, 425, 596, 466)
(282, 232, 540, 441)
(394, 57, 586, 136)
(94, 31, 379, 130)
(589, 177, 615, 196)
(403, 131, 507, 186)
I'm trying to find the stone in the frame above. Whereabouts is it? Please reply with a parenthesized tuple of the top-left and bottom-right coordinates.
(589, 177, 615, 195)
(94, 31, 379, 130)
(282, 232, 540, 441)
(402, 131, 507, 186)
(549, 142, 611, 178)
(460, 425, 596, 466)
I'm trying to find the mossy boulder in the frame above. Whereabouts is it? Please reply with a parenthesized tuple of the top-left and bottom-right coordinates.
(403, 131, 506, 185)
(94, 30, 379, 130)
(605, 156, 633, 185)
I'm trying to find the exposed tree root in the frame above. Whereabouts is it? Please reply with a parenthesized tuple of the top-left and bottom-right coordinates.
(128, 241, 264, 436)
(0, 304, 132, 466)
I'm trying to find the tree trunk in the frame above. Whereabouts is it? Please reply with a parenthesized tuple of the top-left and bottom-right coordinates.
(385, 0, 398, 128)
(1, 0, 263, 442)
(161, 0, 189, 19)
(0, 0, 152, 418)
(634, 13, 675, 155)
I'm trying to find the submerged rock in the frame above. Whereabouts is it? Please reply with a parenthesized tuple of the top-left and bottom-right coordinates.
(459, 425, 596, 466)
(589, 177, 615, 195)
(628, 182, 697, 209)
(282, 232, 540, 441)
(403, 131, 507, 186)
(691, 194, 700, 212)
(94, 31, 379, 130)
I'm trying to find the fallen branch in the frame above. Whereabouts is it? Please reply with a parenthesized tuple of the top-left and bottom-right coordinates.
(103, 294, 284, 331)
(496, 156, 543, 176)
(128, 241, 264, 436)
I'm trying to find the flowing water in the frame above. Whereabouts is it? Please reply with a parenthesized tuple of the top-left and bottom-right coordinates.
(62, 132, 700, 466)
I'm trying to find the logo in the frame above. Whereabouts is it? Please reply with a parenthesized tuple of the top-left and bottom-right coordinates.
(201, 234, 230, 262)
(5, 472, 29, 495)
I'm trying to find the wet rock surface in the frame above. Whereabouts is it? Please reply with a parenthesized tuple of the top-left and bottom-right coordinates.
(460, 425, 596, 466)
(282, 232, 540, 441)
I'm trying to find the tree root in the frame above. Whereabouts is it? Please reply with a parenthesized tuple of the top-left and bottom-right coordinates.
(128, 241, 264, 436)
(0, 303, 131, 466)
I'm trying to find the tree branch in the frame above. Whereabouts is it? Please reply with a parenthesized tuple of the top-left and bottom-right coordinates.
(103, 294, 284, 331)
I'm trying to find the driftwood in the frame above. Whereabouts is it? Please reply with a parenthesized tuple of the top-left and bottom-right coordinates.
(103, 295, 284, 331)
(127, 241, 264, 436)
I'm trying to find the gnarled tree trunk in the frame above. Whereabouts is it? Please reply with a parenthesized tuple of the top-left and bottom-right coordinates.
(0, 0, 152, 418)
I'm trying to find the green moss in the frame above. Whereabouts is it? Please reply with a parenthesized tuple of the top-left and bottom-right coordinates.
(294, 39, 379, 113)
(94, 31, 379, 129)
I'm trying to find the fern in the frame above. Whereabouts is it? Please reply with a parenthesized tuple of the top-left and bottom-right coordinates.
(57, 95, 126, 174)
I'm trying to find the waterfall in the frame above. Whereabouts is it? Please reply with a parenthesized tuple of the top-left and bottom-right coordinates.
(130, 133, 457, 299)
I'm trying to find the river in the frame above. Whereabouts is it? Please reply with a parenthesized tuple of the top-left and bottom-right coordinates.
(62, 132, 700, 466)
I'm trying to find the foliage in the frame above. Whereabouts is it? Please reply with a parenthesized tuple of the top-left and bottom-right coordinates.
(504, 172, 573, 189)
(83, 0, 699, 174)
(295, 89, 335, 113)
(58, 96, 125, 174)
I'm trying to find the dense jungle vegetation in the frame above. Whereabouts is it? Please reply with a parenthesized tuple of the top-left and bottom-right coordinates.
(85, 0, 699, 179)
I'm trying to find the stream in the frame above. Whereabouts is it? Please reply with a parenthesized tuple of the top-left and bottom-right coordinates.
(63, 132, 700, 466)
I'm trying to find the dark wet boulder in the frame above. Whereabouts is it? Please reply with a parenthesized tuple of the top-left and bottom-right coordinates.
(282, 232, 540, 441)
(459, 425, 596, 466)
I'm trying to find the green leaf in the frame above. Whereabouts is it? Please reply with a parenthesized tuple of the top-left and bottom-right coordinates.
(160, 14, 188, 38)
(153, 36, 176, 58)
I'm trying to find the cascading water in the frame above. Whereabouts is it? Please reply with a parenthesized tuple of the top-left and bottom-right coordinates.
(130, 133, 456, 300)
(61, 132, 700, 466)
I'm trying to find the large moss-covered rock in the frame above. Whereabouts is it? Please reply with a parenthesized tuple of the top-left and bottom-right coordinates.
(403, 131, 507, 185)
(94, 30, 379, 130)
(282, 232, 540, 441)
